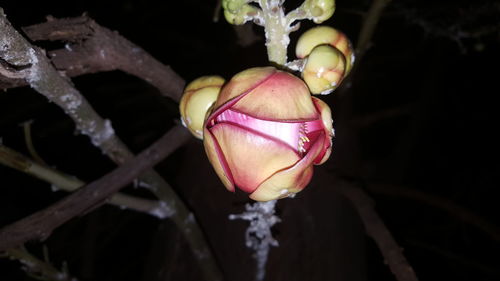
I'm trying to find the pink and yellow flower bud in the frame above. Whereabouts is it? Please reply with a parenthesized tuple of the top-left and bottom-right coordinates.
(296, 26, 354, 75)
(180, 76, 225, 139)
(302, 45, 346, 95)
(203, 67, 333, 201)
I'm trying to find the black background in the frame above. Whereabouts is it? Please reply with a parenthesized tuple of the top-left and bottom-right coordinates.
(1, 0, 499, 281)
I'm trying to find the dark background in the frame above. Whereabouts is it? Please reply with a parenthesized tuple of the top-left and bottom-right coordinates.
(1, 0, 499, 281)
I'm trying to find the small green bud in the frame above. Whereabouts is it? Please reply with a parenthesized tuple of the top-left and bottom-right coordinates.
(303, 0, 335, 23)
(222, 0, 259, 25)
(296, 26, 354, 75)
(302, 45, 346, 95)
(223, 0, 246, 13)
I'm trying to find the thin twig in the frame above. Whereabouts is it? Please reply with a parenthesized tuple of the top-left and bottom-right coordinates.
(367, 183, 500, 242)
(406, 239, 500, 278)
(334, 177, 419, 281)
(213, 0, 223, 22)
(5, 246, 77, 281)
(356, 0, 393, 59)
(0, 144, 171, 218)
(0, 124, 190, 251)
(337, 0, 393, 98)
(21, 120, 48, 166)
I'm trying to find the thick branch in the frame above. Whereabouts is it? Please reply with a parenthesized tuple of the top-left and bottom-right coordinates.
(24, 16, 185, 101)
(334, 177, 419, 281)
(1, 16, 185, 101)
(0, 124, 190, 251)
(1, 9, 129, 164)
(0, 11, 222, 281)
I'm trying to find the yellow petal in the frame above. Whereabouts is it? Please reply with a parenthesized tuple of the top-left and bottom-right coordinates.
(312, 97, 333, 164)
(203, 127, 235, 192)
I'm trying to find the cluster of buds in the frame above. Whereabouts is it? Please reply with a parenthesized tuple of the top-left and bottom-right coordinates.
(221, 0, 336, 26)
(180, 67, 333, 201)
(295, 26, 355, 95)
(179, 0, 353, 201)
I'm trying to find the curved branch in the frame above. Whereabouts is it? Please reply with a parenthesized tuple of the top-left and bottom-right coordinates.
(1, 15, 185, 101)
(0, 144, 171, 218)
(0, 124, 190, 251)
(356, 0, 393, 59)
(367, 183, 500, 242)
(334, 177, 420, 281)
(24, 16, 185, 101)
(0, 11, 223, 281)
(336, 0, 393, 98)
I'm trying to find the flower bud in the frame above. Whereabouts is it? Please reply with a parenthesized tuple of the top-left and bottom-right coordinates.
(222, 0, 260, 25)
(296, 26, 354, 75)
(302, 0, 336, 23)
(203, 67, 333, 201)
(302, 45, 346, 95)
(180, 76, 225, 139)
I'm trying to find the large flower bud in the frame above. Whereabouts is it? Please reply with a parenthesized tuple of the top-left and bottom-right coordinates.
(296, 26, 354, 75)
(180, 76, 225, 139)
(203, 67, 333, 201)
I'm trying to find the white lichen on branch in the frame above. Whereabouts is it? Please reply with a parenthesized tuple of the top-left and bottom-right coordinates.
(0, 8, 120, 159)
(229, 200, 280, 281)
(148, 200, 176, 219)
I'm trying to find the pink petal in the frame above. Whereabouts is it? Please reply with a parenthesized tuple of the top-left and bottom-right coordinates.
(214, 67, 276, 110)
(214, 109, 324, 155)
(203, 126, 236, 192)
(233, 71, 319, 121)
(312, 97, 333, 164)
(249, 131, 326, 201)
(209, 123, 300, 193)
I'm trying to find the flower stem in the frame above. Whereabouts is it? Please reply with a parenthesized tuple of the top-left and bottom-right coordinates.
(259, 0, 290, 66)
